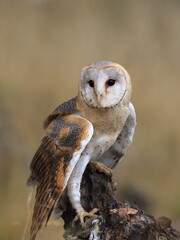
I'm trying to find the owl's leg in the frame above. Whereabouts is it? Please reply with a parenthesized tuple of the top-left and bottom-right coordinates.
(67, 154, 98, 225)
(89, 161, 112, 177)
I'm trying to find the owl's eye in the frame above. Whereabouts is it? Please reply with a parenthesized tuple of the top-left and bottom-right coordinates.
(88, 80, 94, 88)
(106, 79, 116, 86)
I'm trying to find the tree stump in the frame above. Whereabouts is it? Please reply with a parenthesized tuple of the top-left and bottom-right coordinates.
(59, 165, 180, 240)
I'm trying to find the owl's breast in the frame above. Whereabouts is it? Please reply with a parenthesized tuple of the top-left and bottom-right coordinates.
(91, 105, 129, 134)
(77, 99, 130, 161)
(82, 131, 119, 162)
(84, 110, 129, 161)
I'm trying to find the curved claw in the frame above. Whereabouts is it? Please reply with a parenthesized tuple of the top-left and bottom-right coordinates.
(73, 208, 99, 226)
(89, 162, 112, 177)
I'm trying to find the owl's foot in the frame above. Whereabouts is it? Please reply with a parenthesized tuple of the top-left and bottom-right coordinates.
(89, 161, 112, 177)
(74, 208, 99, 226)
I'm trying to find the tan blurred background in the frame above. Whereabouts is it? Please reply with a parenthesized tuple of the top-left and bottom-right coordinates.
(0, 0, 180, 239)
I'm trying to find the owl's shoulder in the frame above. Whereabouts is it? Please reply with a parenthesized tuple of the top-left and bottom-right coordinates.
(43, 97, 78, 129)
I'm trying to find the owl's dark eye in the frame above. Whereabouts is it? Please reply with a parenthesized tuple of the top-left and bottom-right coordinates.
(106, 79, 116, 86)
(88, 80, 94, 88)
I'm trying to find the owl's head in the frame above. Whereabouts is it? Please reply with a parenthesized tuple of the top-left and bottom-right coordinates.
(79, 61, 131, 108)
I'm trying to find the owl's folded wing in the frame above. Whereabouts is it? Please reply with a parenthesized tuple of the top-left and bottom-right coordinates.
(43, 97, 77, 129)
(27, 114, 93, 240)
(98, 103, 136, 169)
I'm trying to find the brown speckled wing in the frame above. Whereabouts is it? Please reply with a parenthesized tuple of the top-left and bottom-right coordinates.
(43, 97, 77, 129)
(27, 113, 93, 240)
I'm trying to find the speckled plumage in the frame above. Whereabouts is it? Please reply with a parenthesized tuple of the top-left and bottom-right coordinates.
(27, 61, 136, 240)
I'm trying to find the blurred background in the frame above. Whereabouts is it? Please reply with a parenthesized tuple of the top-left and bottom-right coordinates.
(0, 0, 180, 239)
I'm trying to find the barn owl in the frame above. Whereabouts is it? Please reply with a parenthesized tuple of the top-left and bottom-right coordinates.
(27, 61, 136, 240)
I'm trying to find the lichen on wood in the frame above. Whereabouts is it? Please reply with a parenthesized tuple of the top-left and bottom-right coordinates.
(57, 164, 180, 240)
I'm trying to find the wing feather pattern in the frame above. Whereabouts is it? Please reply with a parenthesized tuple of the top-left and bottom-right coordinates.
(27, 113, 93, 240)
(43, 97, 77, 129)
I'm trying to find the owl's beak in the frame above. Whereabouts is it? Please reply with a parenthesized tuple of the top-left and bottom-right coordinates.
(97, 93, 103, 102)
(97, 93, 105, 107)
(94, 82, 105, 105)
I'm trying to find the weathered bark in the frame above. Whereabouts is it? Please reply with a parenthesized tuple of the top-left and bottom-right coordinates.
(60, 165, 180, 240)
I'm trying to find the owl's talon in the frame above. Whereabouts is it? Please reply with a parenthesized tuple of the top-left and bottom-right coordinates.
(89, 161, 112, 177)
(73, 208, 99, 226)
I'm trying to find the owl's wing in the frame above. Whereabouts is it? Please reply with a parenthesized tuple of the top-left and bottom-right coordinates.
(27, 113, 93, 240)
(98, 103, 136, 169)
(43, 97, 77, 129)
